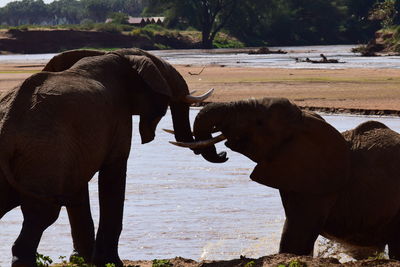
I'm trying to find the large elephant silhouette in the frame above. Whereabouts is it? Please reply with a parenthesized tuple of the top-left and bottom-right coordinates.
(0, 48, 222, 267)
(172, 97, 400, 260)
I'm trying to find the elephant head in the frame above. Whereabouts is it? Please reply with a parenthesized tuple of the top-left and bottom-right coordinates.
(43, 49, 225, 161)
(174, 98, 351, 193)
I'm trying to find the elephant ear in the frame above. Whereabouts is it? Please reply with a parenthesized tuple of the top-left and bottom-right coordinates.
(43, 49, 105, 72)
(250, 112, 351, 194)
(126, 55, 172, 97)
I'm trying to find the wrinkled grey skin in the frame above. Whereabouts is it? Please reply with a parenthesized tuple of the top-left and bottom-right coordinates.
(0, 49, 217, 267)
(192, 97, 400, 260)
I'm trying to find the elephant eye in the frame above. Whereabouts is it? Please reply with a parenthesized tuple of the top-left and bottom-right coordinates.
(256, 119, 263, 127)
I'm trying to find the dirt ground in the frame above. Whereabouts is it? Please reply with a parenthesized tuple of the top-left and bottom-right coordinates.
(2, 62, 400, 266)
(1, 63, 400, 116)
(124, 255, 400, 267)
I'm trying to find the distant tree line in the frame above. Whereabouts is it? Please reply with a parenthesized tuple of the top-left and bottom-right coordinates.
(0, 0, 146, 26)
(1, 0, 400, 48)
(145, 0, 400, 47)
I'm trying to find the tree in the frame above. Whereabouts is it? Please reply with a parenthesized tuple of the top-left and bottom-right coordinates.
(394, 0, 400, 24)
(195, 0, 238, 48)
(369, 0, 398, 28)
(48, 0, 84, 24)
(0, 0, 49, 25)
(147, 0, 239, 48)
(108, 12, 129, 24)
(81, 0, 112, 22)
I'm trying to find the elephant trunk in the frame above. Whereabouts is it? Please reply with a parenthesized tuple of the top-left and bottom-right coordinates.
(192, 103, 228, 163)
(169, 101, 194, 143)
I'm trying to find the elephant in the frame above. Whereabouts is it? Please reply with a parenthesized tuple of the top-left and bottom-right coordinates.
(171, 97, 400, 260)
(0, 48, 221, 267)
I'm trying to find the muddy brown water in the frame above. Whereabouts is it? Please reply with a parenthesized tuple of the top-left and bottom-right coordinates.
(1, 109, 400, 265)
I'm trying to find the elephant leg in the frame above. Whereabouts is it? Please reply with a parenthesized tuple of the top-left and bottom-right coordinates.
(0, 176, 20, 219)
(388, 226, 400, 260)
(67, 185, 95, 263)
(278, 191, 335, 256)
(93, 159, 127, 267)
(12, 197, 61, 267)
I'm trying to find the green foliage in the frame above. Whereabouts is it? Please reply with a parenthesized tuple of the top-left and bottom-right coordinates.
(288, 260, 307, 267)
(130, 28, 153, 40)
(36, 253, 53, 267)
(0, 0, 392, 46)
(69, 255, 87, 265)
(213, 33, 245, 48)
(93, 23, 123, 33)
(244, 260, 256, 267)
(369, 0, 398, 28)
(368, 251, 388, 260)
(0, 0, 145, 25)
(154, 43, 172, 49)
(277, 260, 307, 267)
(108, 12, 129, 24)
(152, 259, 173, 267)
(146, 0, 239, 48)
(146, 0, 382, 46)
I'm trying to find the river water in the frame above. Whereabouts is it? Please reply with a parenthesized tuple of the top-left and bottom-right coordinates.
(1, 45, 400, 69)
(0, 109, 400, 265)
(1, 46, 400, 265)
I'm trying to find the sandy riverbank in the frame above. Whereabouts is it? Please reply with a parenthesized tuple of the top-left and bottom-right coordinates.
(1, 63, 400, 115)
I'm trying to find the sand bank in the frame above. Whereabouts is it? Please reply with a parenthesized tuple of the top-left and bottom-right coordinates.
(1, 63, 399, 115)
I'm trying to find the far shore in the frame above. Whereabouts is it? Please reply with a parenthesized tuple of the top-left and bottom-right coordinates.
(1, 62, 400, 116)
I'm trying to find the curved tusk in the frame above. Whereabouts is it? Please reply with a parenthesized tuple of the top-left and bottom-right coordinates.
(163, 129, 175, 134)
(163, 127, 220, 135)
(184, 88, 214, 104)
(189, 90, 197, 95)
(169, 134, 226, 149)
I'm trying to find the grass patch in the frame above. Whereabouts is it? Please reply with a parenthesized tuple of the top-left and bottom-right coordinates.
(152, 259, 173, 267)
(213, 32, 245, 49)
(0, 70, 40, 74)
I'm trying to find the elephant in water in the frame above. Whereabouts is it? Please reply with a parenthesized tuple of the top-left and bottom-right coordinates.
(0, 48, 221, 267)
(172, 97, 400, 260)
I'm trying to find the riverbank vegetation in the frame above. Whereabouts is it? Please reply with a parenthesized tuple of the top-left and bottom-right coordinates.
(0, 0, 400, 50)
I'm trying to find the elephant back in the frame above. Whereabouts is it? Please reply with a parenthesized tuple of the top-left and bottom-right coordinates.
(326, 121, 400, 239)
(343, 120, 400, 154)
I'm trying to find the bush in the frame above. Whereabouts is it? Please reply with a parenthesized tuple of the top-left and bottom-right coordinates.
(142, 24, 165, 32)
(94, 23, 123, 33)
(152, 259, 173, 267)
(80, 19, 95, 30)
(130, 28, 153, 39)
(213, 33, 245, 48)
(36, 253, 53, 267)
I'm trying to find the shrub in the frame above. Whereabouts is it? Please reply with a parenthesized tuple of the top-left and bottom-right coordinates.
(152, 259, 173, 267)
(36, 253, 53, 267)
(94, 23, 123, 33)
